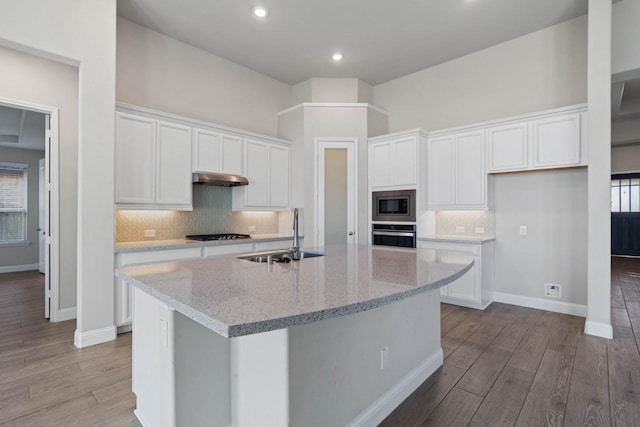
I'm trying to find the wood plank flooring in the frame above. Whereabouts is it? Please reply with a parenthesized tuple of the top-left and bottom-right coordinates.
(382, 256, 640, 427)
(2, 257, 640, 426)
(0, 271, 139, 426)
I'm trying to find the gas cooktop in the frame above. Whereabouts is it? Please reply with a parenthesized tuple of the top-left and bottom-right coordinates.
(186, 233, 251, 241)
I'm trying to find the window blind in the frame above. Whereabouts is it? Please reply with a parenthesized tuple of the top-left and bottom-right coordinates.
(0, 163, 28, 243)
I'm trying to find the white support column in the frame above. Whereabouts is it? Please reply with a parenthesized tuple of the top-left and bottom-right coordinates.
(585, 0, 613, 339)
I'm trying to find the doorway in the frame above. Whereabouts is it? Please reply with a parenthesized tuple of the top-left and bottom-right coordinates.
(314, 138, 358, 247)
(0, 97, 60, 320)
(611, 173, 640, 256)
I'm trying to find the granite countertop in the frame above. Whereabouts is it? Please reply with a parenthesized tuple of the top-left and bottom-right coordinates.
(115, 233, 298, 254)
(115, 244, 473, 338)
(419, 235, 496, 244)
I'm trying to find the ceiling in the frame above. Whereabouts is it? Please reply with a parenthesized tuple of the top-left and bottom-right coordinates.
(0, 105, 45, 151)
(117, 0, 590, 86)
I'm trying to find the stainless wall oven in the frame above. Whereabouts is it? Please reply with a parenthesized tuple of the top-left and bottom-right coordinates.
(372, 224, 417, 248)
(372, 190, 416, 222)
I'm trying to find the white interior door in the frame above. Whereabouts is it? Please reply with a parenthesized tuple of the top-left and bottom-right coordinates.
(43, 115, 51, 319)
(315, 138, 358, 247)
(38, 158, 45, 273)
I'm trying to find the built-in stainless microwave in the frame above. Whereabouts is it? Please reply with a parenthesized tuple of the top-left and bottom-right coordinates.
(372, 190, 416, 222)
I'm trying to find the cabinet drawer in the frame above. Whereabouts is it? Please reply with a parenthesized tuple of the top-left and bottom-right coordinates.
(203, 243, 254, 258)
(119, 247, 203, 265)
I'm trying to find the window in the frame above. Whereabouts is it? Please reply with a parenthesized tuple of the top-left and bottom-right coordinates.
(0, 162, 28, 244)
(611, 173, 640, 213)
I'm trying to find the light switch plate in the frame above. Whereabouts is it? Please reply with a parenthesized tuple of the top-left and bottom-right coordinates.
(475, 227, 485, 234)
(519, 226, 527, 236)
(248, 225, 256, 232)
(455, 226, 465, 233)
(144, 229, 156, 238)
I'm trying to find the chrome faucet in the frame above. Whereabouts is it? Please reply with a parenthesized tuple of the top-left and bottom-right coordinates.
(291, 208, 301, 260)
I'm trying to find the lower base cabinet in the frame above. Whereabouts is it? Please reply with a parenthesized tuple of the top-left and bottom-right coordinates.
(418, 239, 494, 310)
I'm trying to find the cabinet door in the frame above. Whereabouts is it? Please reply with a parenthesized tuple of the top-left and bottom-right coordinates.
(370, 142, 393, 188)
(220, 133, 243, 175)
(531, 113, 581, 168)
(488, 123, 528, 172)
(393, 137, 418, 186)
(455, 131, 486, 206)
(193, 128, 220, 173)
(244, 139, 270, 206)
(427, 136, 454, 207)
(269, 145, 290, 207)
(446, 265, 477, 301)
(156, 121, 192, 206)
(115, 113, 156, 204)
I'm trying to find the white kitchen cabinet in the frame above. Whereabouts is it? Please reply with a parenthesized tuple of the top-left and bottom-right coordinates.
(115, 112, 193, 210)
(427, 130, 490, 210)
(115, 113, 156, 205)
(115, 246, 203, 329)
(531, 112, 582, 168)
(487, 106, 587, 173)
(418, 239, 494, 310)
(232, 138, 291, 211)
(193, 129, 243, 175)
(369, 134, 419, 189)
(487, 122, 528, 172)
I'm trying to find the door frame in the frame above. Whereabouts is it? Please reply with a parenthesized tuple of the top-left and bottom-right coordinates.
(314, 137, 358, 247)
(0, 96, 61, 321)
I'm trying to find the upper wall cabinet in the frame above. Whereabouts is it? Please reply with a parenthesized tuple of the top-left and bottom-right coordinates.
(232, 138, 291, 211)
(369, 134, 420, 189)
(116, 112, 192, 210)
(487, 106, 587, 173)
(427, 130, 491, 210)
(193, 129, 243, 175)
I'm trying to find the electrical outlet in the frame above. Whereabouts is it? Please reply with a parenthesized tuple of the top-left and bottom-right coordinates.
(380, 346, 389, 370)
(248, 225, 256, 232)
(144, 229, 156, 238)
(519, 225, 527, 236)
(545, 283, 561, 298)
(455, 226, 465, 233)
(475, 227, 485, 234)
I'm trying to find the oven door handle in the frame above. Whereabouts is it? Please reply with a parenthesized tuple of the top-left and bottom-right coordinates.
(372, 231, 416, 237)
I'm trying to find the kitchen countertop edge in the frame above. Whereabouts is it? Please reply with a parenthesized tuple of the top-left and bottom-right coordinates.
(115, 251, 474, 338)
(115, 234, 299, 254)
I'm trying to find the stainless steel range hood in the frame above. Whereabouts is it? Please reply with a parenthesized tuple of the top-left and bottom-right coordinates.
(192, 172, 249, 187)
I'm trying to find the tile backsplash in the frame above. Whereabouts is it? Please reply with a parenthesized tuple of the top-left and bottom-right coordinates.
(116, 186, 282, 242)
(435, 210, 495, 236)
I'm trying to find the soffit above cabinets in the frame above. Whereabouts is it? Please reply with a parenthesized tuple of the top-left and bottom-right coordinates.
(117, 0, 589, 86)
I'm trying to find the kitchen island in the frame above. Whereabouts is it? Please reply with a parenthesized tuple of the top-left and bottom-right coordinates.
(116, 244, 473, 427)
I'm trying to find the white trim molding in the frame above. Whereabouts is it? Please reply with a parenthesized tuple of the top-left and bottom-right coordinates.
(584, 320, 613, 339)
(347, 348, 444, 427)
(0, 263, 39, 273)
(493, 291, 587, 317)
(74, 325, 117, 348)
(278, 102, 389, 116)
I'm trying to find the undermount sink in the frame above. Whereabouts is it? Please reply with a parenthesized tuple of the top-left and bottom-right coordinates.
(237, 250, 324, 263)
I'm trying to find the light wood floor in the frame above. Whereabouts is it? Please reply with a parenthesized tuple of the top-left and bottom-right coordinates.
(0, 270, 139, 426)
(382, 256, 640, 427)
(2, 258, 640, 426)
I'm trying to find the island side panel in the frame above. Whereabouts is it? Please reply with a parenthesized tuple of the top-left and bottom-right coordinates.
(288, 288, 442, 427)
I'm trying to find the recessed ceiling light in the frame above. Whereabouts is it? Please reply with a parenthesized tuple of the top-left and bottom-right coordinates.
(253, 6, 267, 18)
(332, 53, 343, 62)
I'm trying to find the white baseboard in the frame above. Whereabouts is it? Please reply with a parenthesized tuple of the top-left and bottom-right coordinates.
(0, 263, 39, 273)
(493, 291, 587, 317)
(584, 320, 613, 339)
(52, 306, 76, 322)
(74, 325, 117, 348)
(347, 348, 444, 427)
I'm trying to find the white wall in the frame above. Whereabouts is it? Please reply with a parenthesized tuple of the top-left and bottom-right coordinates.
(0, 44, 79, 309)
(612, 144, 640, 173)
(0, 0, 117, 345)
(612, 118, 640, 145)
(0, 147, 45, 268)
(116, 17, 291, 137)
(493, 169, 588, 306)
(612, 0, 640, 79)
(374, 15, 587, 132)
